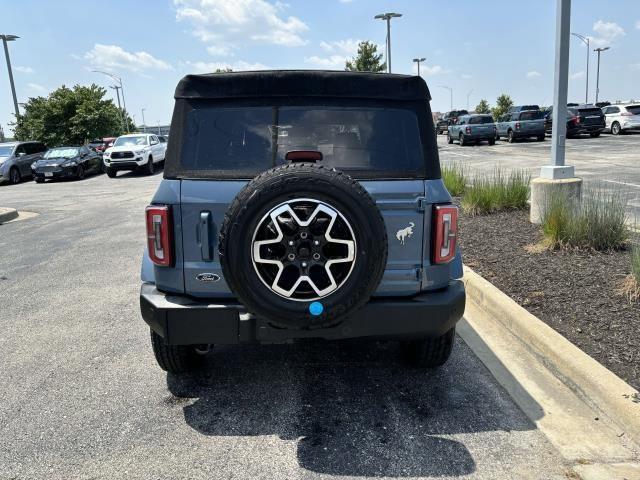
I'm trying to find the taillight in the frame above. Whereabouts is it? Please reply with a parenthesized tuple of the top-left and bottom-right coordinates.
(432, 205, 458, 264)
(465, 126, 471, 134)
(571, 115, 580, 124)
(146, 205, 174, 267)
(621, 112, 633, 117)
(515, 122, 521, 130)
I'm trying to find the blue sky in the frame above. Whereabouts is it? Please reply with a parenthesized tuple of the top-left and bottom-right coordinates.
(1, 0, 639, 135)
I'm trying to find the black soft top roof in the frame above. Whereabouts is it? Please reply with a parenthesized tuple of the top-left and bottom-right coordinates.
(174, 70, 431, 101)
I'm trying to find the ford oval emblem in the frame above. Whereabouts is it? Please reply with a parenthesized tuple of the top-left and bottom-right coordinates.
(196, 273, 221, 283)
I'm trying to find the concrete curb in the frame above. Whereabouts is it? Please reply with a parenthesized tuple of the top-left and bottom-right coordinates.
(0, 207, 18, 224)
(463, 265, 640, 444)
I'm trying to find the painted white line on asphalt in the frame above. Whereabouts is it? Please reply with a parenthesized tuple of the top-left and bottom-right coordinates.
(444, 151, 474, 158)
(601, 179, 640, 189)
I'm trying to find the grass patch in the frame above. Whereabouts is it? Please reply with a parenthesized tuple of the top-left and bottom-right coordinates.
(442, 163, 467, 197)
(540, 187, 629, 251)
(461, 168, 530, 216)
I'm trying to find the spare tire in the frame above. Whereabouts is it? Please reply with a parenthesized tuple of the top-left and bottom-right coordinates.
(219, 163, 387, 329)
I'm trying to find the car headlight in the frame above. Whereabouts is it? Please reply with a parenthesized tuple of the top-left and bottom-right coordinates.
(135, 149, 147, 155)
(103, 152, 111, 157)
(63, 160, 77, 167)
(31, 162, 37, 169)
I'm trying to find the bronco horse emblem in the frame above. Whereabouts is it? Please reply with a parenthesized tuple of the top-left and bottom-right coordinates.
(396, 222, 415, 245)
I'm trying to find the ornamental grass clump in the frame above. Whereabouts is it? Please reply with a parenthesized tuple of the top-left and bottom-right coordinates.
(441, 163, 467, 197)
(461, 168, 530, 216)
(540, 187, 629, 251)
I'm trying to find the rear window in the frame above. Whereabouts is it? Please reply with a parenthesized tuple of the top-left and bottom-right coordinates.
(577, 108, 603, 116)
(181, 106, 424, 174)
(468, 116, 494, 124)
(626, 105, 640, 115)
(520, 111, 543, 120)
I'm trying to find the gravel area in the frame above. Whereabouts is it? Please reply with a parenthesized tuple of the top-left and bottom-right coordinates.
(458, 206, 640, 391)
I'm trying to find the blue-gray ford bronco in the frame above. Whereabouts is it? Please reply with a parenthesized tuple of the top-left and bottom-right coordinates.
(140, 71, 465, 374)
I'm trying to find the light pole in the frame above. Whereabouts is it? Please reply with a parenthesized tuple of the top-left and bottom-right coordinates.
(374, 12, 402, 73)
(92, 70, 130, 132)
(438, 85, 453, 111)
(593, 46, 609, 104)
(141, 108, 146, 132)
(412, 57, 425, 76)
(466, 89, 474, 110)
(1, 34, 20, 119)
(571, 32, 590, 104)
(109, 85, 126, 133)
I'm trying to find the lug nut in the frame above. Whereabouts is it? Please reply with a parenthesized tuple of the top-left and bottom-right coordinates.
(301, 262, 308, 268)
(313, 253, 321, 260)
(300, 232, 308, 239)
(314, 240, 320, 246)
(288, 253, 295, 261)
(288, 240, 295, 246)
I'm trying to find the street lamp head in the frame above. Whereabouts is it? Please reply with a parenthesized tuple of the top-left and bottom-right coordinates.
(413, 57, 426, 63)
(594, 46, 610, 52)
(0, 34, 20, 42)
(374, 12, 402, 20)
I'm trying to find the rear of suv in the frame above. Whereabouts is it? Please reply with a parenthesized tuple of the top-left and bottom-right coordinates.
(602, 104, 640, 135)
(140, 71, 465, 374)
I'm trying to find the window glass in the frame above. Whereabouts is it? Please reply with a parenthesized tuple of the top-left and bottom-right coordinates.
(625, 105, 640, 115)
(468, 116, 494, 124)
(520, 111, 544, 120)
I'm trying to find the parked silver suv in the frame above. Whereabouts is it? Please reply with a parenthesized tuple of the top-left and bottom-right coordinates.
(602, 104, 640, 135)
(0, 141, 47, 185)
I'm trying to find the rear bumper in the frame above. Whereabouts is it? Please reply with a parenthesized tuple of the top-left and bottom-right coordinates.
(140, 281, 466, 345)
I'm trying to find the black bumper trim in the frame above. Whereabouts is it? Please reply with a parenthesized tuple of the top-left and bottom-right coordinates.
(140, 281, 466, 345)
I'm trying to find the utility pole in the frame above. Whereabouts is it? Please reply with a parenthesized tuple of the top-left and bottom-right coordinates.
(374, 12, 402, 73)
(571, 32, 590, 104)
(93, 70, 130, 132)
(109, 85, 126, 133)
(141, 108, 147, 132)
(412, 57, 425, 76)
(438, 85, 453, 111)
(594, 47, 609, 104)
(1, 34, 20, 119)
(466, 89, 474, 110)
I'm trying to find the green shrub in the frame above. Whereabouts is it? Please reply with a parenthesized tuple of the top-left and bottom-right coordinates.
(632, 243, 640, 283)
(541, 187, 629, 251)
(442, 163, 467, 197)
(461, 168, 530, 216)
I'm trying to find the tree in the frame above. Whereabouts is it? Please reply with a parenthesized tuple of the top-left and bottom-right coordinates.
(214, 67, 233, 73)
(345, 41, 386, 72)
(491, 93, 514, 120)
(12, 84, 132, 146)
(475, 99, 491, 114)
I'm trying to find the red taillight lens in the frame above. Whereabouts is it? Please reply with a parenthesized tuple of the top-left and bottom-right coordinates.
(572, 115, 580, 124)
(515, 122, 521, 130)
(146, 205, 174, 267)
(621, 112, 633, 117)
(465, 126, 471, 134)
(432, 205, 458, 264)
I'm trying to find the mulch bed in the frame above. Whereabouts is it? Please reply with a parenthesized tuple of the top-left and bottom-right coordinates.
(457, 205, 640, 391)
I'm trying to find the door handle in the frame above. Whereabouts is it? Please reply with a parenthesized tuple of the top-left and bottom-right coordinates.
(199, 211, 213, 261)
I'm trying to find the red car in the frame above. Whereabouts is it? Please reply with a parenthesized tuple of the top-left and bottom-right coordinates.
(88, 137, 117, 153)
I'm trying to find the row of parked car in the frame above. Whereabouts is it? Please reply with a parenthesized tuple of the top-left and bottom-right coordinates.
(0, 133, 168, 185)
(436, 102, 640, 146)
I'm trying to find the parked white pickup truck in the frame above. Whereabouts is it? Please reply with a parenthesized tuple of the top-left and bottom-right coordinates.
(103, 133, 166, 177)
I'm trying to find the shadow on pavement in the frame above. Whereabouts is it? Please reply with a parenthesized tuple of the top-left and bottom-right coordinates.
(166, 337, 543, 477)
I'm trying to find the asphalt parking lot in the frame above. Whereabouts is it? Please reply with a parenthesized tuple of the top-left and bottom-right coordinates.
(438, 132, 640, 222)
(0, 171, 572, 479)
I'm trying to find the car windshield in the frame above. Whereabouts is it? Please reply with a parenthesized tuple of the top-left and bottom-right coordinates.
(43, 147, 79, 159)
(626, 105, 640, 115)
(520, 111, 544, 120)
(181, 105, 424, 174)
(469, 116, 494, 124)
(0, 145, 14, 156)
(113, 136, 148, 147)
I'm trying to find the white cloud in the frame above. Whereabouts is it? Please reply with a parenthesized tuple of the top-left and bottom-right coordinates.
(14, 66, 34, 74)
(636, 20, 640, 30)
(590, 20, 625, 48)
(304, 55, 347, 69)
(319, 39, 360, 55)
(630, 63, 640, 72)
(526, 70, 542, 79)
(339, 0, 354, 3)
(412, 63, 449, 76)
(183, 60, 269, 73)
(461, 73, 472, 80)
(570, 71, 585, 80)
(84, 44, 171, 73)
(27, 83, 46, 93)
(174, 0, 308, 55)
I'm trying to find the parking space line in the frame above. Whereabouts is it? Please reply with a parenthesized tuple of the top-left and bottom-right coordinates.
(601, 179, 640, 189)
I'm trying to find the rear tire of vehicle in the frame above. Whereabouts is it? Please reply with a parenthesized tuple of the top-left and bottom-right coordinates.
(9, 167, 21, 184)
(76, 164, 85, 180)
(146, 156, 154, 175)
(459, 133, 466, 146)
(106, 168, 117, 178)
(150, 330, 202, 374)
(401, 328, 456, 368)
(590, 132, 601, 138)
(219, 163, 388, 330)
(35, 177, 44, 183)
(447, 133, 454, 144)
(507, 130, 515, 143)
(611, 122, 621, 135)
(537, 134, 545, 141)
(488, 139, 496, 146)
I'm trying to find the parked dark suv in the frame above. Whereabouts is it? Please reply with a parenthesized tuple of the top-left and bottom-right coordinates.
(436, 110, 469, 134)
(140, 71, 465, 374)
(544, 105, 605, 137)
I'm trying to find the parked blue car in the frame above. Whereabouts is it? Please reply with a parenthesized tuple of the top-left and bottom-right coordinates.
(447, 114, 496, 146)
(496, 110, 546, 143)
